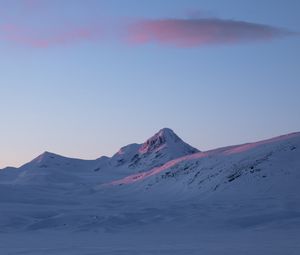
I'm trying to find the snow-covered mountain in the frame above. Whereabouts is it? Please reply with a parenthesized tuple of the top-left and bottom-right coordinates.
(1, 128, 299, 196)
(0, 128, 198, 185)
(0, 129, 299, 254)
(108, 132, 300, 195)
(109, 128, 199, 173)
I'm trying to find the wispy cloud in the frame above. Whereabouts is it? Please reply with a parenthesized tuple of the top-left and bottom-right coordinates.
(0, 23, 103, 48)
(0, 15, 296, 49)
(128, 18, 295, 47)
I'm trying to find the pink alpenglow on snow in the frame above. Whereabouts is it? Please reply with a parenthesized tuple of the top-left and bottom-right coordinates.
(223, 132, 300, 155)
(128, 18, 295, 47)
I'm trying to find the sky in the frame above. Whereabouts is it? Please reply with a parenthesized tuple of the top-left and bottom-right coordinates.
(0, 0, 299, 168)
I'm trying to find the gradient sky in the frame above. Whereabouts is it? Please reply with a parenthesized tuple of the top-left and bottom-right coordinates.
(1, 0, 299, 168)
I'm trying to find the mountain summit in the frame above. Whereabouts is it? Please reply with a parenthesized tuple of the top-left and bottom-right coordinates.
(110, 128, 199, 171)
(139, 128, 199, 155)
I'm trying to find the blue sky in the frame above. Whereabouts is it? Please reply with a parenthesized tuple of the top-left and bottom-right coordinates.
(0, 0, 299, 168)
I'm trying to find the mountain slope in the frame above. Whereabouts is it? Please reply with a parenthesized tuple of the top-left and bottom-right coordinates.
(107, 132, 300, 200)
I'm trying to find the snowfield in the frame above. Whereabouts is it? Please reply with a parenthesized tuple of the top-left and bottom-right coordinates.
(0, 128, 299, 254)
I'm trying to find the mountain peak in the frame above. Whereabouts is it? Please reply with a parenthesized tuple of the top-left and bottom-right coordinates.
(25, 151, 64, 167)
(139, 128, 199, 154)
(109, 128, 199, 170)
(156, 128, 179, 141)
(158, 127, 176, 135)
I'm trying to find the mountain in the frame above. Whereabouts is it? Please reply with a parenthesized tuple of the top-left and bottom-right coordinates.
(108, 132, 300, 200)
(0, 128, 199, 185)
(109, 128, 199, 172)
(0, 129, 299, 254)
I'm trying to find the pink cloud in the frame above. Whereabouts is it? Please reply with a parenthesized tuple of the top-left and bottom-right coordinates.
(0, 23, 103, 48)
(128, 18, 295, 47)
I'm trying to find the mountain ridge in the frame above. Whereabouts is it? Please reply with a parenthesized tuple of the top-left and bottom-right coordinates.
(1, 129, 299, 172)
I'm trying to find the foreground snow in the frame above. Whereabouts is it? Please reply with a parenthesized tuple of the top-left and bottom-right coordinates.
(0, 129, 299, 254)
(1, 227, 299, 255)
